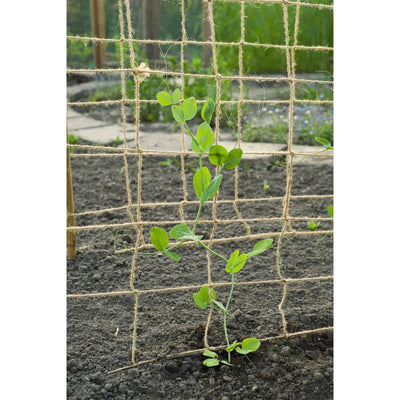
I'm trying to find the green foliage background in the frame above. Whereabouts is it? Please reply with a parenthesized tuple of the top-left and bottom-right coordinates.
(67, 0, 333, 74)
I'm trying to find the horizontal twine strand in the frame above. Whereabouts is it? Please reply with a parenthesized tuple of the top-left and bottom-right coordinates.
(67, 274, 333, 299)
(67, 98, 333, 107)
(107, 325, 333, 374)
(67, 35, 333, 52)
(215, 0, 333, 9)
(67, 216, 333, 231)
(66, 68, 333, 86)
(68, 146, 333, 158)
(71, 194, 334, 216)
(117, 230, 333, 253)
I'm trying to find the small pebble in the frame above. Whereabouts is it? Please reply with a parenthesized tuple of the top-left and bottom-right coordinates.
(314, 372, 324, 381)
(164, 361, 179, 373)
(271, 353, 279, 362)
(91, 371, 104, 386)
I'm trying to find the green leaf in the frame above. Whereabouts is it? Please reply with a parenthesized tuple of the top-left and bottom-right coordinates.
(220, 360, 233, 366)
(163, 249, 180, 262)
(172, 105, 185, 123)
(203, 358, 219, 367)
(182, 97, 197, 121)
(203, 349, 218, 358)
(192, 122, 214, 153)
(169, 224, 193, 239)
(193, 286, 216, 309)
(315, 137, 333, 150)
(327, 205, 334, 218)
(193, 293, 207, 309)
(169, 223, 202, 241)
(201, 98, 215, 123)
(193, 167, 211, 200)
(150, 227, 169, 251)
(223, 148, 243, 170)
(225, 250, 247, 273)
(156, 91, 172, 106)
(172, 88, 181, 105)
(235, 338, 260, 354)
(200, 174, 223, 204)
(247, 239, 274, 258)
(208, 145, 228, 166)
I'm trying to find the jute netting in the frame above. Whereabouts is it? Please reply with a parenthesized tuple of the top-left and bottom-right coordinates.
(67, 0, 333, 372)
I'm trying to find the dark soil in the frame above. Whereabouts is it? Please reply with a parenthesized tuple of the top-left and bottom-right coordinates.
(67, 147, 333, 399)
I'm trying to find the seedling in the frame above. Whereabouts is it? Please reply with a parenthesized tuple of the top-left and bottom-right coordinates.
(263, 180, 270, 191)
(159, 157, 196, 172)
(111, 136, 123, 147)
(307, 220, 320, 231)
(68, 134, 80, 153)
(143, 89, 274, 367)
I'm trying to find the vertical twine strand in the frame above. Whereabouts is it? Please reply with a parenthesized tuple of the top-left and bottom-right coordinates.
(117, 0, 139, 239)
(179, 0, 188, 221)
(275, 0, 302, 337)
(233, 1, 251, 237)
(131, 291, 140, 364)
(123, 0, 144, 365)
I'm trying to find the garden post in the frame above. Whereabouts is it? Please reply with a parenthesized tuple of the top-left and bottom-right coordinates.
(67, 133, 77, 260)
(90, 0, 107, 68)
(202, 1, 211, 67)
(142, 0, 161, 65)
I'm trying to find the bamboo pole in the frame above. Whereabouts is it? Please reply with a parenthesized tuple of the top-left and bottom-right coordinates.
(90, 0, 107, 68)
(67, 133, 77, 260)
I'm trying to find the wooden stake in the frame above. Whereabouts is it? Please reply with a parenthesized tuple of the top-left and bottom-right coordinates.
(90, 0, 107, 68)
(202, 2, 211, 67)
(67, 135, 77, 260)
(142, 0, 161, 66)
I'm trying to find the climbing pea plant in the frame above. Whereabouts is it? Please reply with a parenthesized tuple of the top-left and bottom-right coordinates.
(148, 89, 274, 367)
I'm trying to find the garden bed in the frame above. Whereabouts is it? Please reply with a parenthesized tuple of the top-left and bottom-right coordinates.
(67, 148, 333, 399)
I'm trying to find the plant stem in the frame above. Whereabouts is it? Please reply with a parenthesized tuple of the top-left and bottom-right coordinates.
(292, 148, 328, 165)
(183, 121, 200, 149)
(224, 269, 236, 364)
(198, 241, 228, 263)
(192, 202, 203, 233)
(226, 269, 235, 311)
(224, 312, 231, 363)
(167, 239, 188, 251)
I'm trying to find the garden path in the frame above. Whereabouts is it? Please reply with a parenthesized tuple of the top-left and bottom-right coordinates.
(67, 81, 332, 163)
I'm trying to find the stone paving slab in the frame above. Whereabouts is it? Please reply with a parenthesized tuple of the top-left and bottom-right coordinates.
(67, 109, 332, 164)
